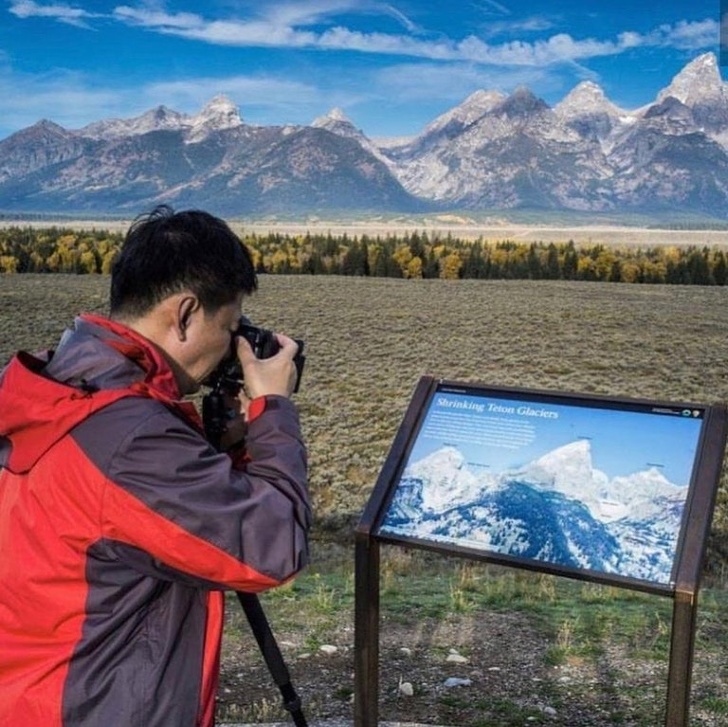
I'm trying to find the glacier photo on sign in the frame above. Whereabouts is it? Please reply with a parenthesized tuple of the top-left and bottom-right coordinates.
(378, 391, 705, 586)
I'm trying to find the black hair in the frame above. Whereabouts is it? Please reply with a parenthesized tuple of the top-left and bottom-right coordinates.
(110, 205, 257, 318)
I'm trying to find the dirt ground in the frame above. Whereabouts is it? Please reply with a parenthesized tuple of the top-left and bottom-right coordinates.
(216, 604, 726, 726)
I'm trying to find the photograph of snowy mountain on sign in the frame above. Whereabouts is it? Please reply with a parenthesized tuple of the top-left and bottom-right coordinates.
(379, 390, 706, 586)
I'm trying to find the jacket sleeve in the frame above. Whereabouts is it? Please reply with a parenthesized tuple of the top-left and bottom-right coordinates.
(73, 395, 310, 592)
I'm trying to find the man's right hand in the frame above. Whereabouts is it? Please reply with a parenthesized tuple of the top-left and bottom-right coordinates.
(235, 334, 299, 401)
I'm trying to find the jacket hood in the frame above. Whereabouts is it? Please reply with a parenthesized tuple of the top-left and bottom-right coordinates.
(0, 315, 185, 474)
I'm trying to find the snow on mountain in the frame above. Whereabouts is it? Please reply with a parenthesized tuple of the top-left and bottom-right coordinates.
(78, 95, 243, 144)
(312, 107, 394, 168)
(186, 95, 243, 142)
(657, 53, 726, 109)
(311, 107, 351, 129)
(512, 439, 612, 519)
(403, 446, 496, 514)
(418, 89, 506, 139)
(555, 81, 625, 118)
(381, 85, 600, 207)
(381, 438, 688, 584)
(79, 105, 188, 140)
(554, 81, 635, 148)
(511, 438, 682, 523)
(656, 52, 728, 145)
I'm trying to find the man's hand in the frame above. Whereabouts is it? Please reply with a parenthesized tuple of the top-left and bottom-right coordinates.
(235, 333, 299, 401)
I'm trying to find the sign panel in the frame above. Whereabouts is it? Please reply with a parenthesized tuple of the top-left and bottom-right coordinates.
(376, 381, 711, 591)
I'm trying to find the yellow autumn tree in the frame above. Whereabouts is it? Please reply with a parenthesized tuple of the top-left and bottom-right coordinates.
(392, 244, 413, 277)
(406, 256, 423, 279)
(439, 251, 462, 279)
(0, 255, 18, 273)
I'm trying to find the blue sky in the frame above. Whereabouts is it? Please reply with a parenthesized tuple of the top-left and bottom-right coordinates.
(0, 1, 721, 141)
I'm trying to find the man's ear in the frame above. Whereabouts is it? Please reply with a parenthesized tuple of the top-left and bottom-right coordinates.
(176, 295, 201, 341)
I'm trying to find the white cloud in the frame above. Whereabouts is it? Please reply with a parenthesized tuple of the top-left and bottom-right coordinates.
(107, 6, 718, 66)
(659, 19, 718, 50)
(8, 0, 102, 28)
(10, 3, 719, 65)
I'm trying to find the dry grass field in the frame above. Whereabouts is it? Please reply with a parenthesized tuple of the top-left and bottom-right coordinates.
(2, 273, 728, 724)
(2, 273, 728, 572)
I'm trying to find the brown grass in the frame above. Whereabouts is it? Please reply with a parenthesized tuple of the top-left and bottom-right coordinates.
(2, 274, 728, 576)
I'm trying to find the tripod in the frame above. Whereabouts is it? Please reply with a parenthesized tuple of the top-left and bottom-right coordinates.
(202, 389, 308, 726)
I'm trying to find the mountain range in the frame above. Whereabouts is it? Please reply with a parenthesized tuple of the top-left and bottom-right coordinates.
(380, 440, 687, 585)
(2, 53, 728, 218)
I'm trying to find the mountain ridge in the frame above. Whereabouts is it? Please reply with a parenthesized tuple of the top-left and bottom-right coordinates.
(3, 52, 728, 217)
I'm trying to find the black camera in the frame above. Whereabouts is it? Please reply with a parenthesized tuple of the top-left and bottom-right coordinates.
(205, 316, 305, 394)
(202, 317, 305, 449)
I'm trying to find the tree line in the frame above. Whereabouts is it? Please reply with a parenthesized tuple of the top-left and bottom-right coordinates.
(1, 226, 727, 286)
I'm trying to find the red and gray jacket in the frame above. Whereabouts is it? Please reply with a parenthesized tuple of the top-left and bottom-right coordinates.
(0, 314, 310, 726)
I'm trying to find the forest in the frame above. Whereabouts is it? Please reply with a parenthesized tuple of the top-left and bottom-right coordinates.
(0, 225, 726, 285)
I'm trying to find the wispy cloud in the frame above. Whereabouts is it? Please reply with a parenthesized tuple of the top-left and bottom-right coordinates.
(9, 2, 718, 64)
(8, 0, 102, 28)
(108, 5, 718, 65)
(656, 19, 718, 50)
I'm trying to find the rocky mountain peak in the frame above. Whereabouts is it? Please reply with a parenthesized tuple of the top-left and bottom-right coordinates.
(657, 52, 724, 107)
(79, 104, 187, 140)
(327, 107, 349, 123)
(189, 95, 243, 136)
(419, 89, 505, 138)
(457, 89, 507, 117)
(3, 119, 72, 146)
(31, 119, 69, 136)
(311, 107, 355, 129)
(2, 53, 728, 217)
(495, 86, 550, 118)
(555, 80, 625, 118)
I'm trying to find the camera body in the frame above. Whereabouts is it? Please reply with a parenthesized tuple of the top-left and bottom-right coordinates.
(202, 317, 305, 449)
(205, 316, 305, 394)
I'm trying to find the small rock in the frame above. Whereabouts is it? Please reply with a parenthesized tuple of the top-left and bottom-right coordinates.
(443, 677, 472, 688)
(399, 647, 412, 657)
(398, 681, 414, 697)
(319, 644, 338, 655)
(446, 653, 469, 664)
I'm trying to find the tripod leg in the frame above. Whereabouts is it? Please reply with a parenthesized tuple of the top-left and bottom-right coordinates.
(236, 591, 308, 727)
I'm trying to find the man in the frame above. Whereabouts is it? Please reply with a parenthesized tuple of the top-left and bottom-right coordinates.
(0, 206, 310, 726)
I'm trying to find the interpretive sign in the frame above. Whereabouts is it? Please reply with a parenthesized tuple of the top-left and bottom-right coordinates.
(354, 376, 727, 727)
(376, 381, 709, 591)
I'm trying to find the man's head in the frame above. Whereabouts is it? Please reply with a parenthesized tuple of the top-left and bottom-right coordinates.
(110, 205, 256, 318)
(110, 205, 258, 394)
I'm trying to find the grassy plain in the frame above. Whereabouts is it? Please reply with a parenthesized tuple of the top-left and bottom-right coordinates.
(4, 274, 726, 560)
(2, 273, 728, 724)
